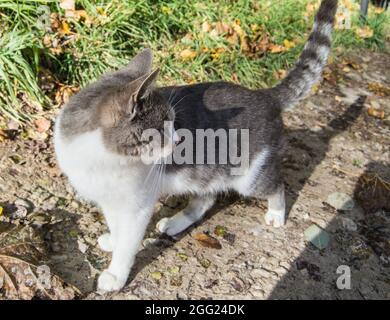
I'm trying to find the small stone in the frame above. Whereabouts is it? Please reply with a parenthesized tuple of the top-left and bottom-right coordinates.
(304, 224, 330, 250)
(340, 217, 358, 232)
(143, 238, 160, 247)
(14, 198, 33, 212)
(78, 240, 88, 253)
(249, 223, 264, 236)
(11, 205, 28, 219)
(198, 258, 211, 269)
(326, 192, 355, 211)
(251, 268, 271, 279)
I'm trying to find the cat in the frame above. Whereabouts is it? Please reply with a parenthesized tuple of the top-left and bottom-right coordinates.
(54, 0, 338, 292)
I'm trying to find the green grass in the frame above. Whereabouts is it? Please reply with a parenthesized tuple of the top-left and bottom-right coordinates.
(0, 0, 389, 123)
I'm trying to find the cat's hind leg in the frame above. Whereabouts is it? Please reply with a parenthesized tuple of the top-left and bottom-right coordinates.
(264, 184, 286, 228)
(157, 195, 216, 236)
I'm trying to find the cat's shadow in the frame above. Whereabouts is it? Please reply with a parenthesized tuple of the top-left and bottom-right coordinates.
(126, 96, 367, 290)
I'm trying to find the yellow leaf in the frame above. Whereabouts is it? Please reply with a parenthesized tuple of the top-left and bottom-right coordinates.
(269, 43, 287, 53)
(374, 7, 384, 14)
(180, 49, 197, 60)
(0, 206, 3, 216)
(60, 21, 71, 35)
(355, 26, 373, 39)
(283, 39, 295, 50)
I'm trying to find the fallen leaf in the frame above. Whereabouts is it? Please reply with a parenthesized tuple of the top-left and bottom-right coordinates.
(214, 225, 226, 237)
(0, 224, 80, 299)
(59, 21, 72, 35)
(367, 107, 385, 119)
(368, 82, 390, 97)
(274, 69, 287, 80)
(150, 271, 162, 280)
(193, 232, 222, 249)
(269, 43, 287, 53)
(180, 49, 197, 60)
(355, 26, 373, 39)
(0, 206, 3, 216)
(283, 39, 295, 50)
(33, 118, 51, 133)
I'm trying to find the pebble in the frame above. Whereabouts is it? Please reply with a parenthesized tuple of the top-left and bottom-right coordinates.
(11, 205, 28, 219)
(304, 224, 330, 250)
(340, 217, 358, 232)
(249, 223, 264, 236)
(77, 240, 88, 253)
(251, 268, 271, 279)
(326, 192, 355, 211)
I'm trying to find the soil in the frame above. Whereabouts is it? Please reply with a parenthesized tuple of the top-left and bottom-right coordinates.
(0, 48, 389, 300)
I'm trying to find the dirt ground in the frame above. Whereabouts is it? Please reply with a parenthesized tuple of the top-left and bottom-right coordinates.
(0, 47, 389, 300)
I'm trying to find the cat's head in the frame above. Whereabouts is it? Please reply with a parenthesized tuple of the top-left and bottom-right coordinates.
(98, 50, 178, 163)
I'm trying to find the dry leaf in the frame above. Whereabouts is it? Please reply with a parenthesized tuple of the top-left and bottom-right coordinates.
(193, 232, 222, 249)
(283, 39, 295, 50)
(269, 43, 287, 53)
(355, 26, 373, 39)
(59, 21, 72, 35)
(368, 82, 390, 97)
(274, 69, 287, 80)
(180, 49, 197, 60)
(214, 225, 226, 237)
(0, 224, 80, 299)
(33, 118, 51, 133)
(367, 107, 385, 119)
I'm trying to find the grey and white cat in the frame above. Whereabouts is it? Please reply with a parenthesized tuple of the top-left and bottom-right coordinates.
(54, 0, 338, 292)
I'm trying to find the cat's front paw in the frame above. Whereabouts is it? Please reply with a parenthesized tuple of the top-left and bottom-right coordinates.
(97, 270, 127, 292)
(264, 209, 285, 228)
(97, 233, 114, 252)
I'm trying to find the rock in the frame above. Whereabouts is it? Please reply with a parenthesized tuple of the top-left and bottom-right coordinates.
(326, 192, 355, 211)
(14, 198, 34, 213)
(304, 224, 330, 250)
(77, 240, 88, 253)
(249, 223, 264, 236)
(251, 268, 271, 279)
(143, 238, 160, 247)
(340, 217, 358, 232)
(11, 205, 28, 219)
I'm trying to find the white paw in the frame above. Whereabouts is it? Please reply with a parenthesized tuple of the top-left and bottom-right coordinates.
(97, 233, 114, 252)
(97, 270, 126, 292)
(156, 217, 176, 236)
(156, 215, 189, 237)
(264, 210, 286, 228)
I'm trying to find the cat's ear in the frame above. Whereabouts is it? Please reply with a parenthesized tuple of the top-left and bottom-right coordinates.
(127, 68, 160, 119)
(134, 68, 160, 102)
(127, 48, 153, 78)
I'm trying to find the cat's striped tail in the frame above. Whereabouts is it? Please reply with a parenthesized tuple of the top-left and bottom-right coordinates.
(272, 0, 338, 109)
